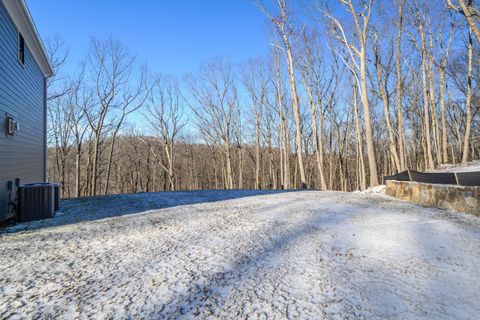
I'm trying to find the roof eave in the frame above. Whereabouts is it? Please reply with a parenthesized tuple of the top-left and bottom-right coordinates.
(2, 0, 53, 77)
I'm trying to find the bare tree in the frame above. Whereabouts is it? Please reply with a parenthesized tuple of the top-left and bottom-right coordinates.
(257, 0, 308, 188)
(446, 0, 480, 42)
(186, 59, 239, 189)
(45, 35, 72, 194)
(84, 37, 149, 196)
(325, 0, 379, 186)
(67, 68, 91, 197)
(48, 95, 73, 195)
(46, 35, 71, 101)
(373, 32, 401, 172)
(45, 0, 480, 196)
(146, 76, 187, 191)
(297, 30, 335, 190)
(439, 21, 455, 163)
(462, 29, 474, 162)
(352, 78, 366, 190)
(395, 0, 407, 170)
(270, 47, 291, 189)
(242, 58, 267, 189)
(410, 3, 436, 169)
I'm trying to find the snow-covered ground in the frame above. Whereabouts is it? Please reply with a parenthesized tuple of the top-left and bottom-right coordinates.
(1, 190, 480, 319)
(433, 160, 480, 173)
(354, 184, 386, 195)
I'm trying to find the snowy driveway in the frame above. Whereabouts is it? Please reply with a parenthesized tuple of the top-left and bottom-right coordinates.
(1, 190, 480, 319)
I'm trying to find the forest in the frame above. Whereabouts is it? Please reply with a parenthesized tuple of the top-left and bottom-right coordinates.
(46, 0, 480, 197)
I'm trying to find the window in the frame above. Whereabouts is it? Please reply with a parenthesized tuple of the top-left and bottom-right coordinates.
(18, 32, 25, 65)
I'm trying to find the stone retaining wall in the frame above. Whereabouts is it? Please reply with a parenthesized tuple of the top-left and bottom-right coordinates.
(385, 180, 480, 216)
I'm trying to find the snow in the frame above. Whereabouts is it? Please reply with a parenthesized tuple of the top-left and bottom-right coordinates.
(1, 190, 480, 319)
(354, 185, 386, 195)
(433, 160, 480, 173)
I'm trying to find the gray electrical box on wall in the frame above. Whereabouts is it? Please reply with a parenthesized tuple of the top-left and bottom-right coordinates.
(6, 116, 18, 135)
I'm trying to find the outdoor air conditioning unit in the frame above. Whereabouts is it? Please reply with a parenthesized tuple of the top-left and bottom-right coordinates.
(17, 183, 60, 222)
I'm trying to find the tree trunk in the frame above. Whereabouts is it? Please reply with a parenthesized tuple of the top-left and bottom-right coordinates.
(359, 47, 379, 186)
(91, 134, 100, 196)
(396, 0, 406, 170)
(225, 143, 234, 189)
(104, 135, 118, 195)
(75, 143, 82, 197)
(255, 116, 261, 189)
(238, 146, 244, 189)
(462, 30, 473, 163)
(457, 0, 480, 43)
(353, 83, 366, 191)
(374, 44, 401, 172)
(280, 26, 307, 189)
(440, 62, 449, 163)
(419, 22, 435, 170)
(428, 36, 441, 165)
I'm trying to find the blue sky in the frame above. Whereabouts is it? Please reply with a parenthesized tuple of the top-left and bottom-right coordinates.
(26, 0, 271, 75)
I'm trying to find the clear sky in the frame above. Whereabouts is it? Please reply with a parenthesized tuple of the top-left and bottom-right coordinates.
(26, 0, 271, 75)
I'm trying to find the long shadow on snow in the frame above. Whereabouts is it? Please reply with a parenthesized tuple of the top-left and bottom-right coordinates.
(147, 195, 480, 318)
(1, 189, 297, 234)
(145, 198, 345, 317)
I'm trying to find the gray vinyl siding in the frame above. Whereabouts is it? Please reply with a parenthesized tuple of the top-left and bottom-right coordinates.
(0, 1, 46, 220)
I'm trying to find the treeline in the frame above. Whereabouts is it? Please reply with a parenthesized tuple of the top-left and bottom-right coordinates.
(47, 0, 480, 197)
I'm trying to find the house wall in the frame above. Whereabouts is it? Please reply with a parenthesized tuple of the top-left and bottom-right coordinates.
(0, 1, 46, 221)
